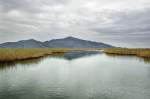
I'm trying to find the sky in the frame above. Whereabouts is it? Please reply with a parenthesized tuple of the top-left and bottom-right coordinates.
(0, 0, 150, 48)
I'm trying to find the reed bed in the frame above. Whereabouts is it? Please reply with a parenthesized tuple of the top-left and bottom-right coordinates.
(0, 48, 69, 62)
(103, 48, 150, 58)
(1, 48, 149, 62)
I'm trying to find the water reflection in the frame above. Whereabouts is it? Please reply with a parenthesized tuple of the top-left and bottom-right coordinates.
(0, 52, 150, 71)
(143, 58, 150, 64)
(105, 53, 150, 64)
(0, 51, 101, 70)
(0, 57, 44, 70)
(0, 52, 150, 99)
(0, 53, 65, 70)
(0, 52, 150, 70)
(63, 51, 101, 60)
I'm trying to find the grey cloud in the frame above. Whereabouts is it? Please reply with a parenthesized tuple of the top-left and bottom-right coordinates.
(0, 0, 150, 48)
(92, 9, 150, 34)
(1, 0, 68, 13)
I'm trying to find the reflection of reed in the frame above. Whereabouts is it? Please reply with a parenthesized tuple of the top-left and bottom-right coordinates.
(0, 48, 68, 62)
(0, 53, 65, 70)
(0, 57, 43, 70)
(105, 53, 150, 64)
(142, 58, 150, 64)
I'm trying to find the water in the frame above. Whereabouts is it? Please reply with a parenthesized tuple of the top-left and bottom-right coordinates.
(0, 52, 150, 99)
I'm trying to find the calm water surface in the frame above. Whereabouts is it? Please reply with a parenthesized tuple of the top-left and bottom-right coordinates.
(0, 52, 150, 99)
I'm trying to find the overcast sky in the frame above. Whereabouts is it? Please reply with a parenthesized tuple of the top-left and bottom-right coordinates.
(0, 0, 150, 48)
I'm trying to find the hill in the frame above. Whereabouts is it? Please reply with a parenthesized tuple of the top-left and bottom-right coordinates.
(0, 37, 114, 48)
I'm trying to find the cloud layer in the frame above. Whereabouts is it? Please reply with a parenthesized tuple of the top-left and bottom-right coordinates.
(0, 0, 150, 47)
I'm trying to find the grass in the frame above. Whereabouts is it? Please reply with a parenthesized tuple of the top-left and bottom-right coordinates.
(103, 48, 150, 58)
(0, 48, 70, 62)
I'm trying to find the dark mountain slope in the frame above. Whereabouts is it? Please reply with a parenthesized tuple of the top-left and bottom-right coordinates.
(44, 36, 114, 48)
(0, 39, 45, 48)
(0, 37, 114, 48)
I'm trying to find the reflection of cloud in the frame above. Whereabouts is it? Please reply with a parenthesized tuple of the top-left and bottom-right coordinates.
(0, 0, 150, 47)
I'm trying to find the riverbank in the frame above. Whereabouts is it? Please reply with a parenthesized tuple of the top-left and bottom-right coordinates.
(1, 48, 150, 62)
(103, 48, 150, 58)
(0, 48, 99, 62)
(0, 48, 71, 62)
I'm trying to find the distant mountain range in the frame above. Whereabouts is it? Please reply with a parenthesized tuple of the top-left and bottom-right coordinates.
(0, 36, 114, 48)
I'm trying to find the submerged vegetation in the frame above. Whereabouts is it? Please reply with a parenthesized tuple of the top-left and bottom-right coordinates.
(103, 48, 150, 58)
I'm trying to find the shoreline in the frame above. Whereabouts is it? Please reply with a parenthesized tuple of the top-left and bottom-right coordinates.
(0, 48, 99, 62)
(103, 48, 150, 58)
(0, 48, 69, 62)
(0, 48, 150, 62)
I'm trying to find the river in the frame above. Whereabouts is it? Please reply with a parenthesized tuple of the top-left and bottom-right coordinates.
(0, 51, 150, 99)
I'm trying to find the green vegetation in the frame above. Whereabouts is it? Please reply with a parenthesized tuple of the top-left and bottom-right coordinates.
(103, 48, 150, 58)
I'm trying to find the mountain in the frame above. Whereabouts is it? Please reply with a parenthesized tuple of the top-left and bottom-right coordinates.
(44, 36, 114, 48)
(0, 37, 114, 48)
(0, 39, 45, 48)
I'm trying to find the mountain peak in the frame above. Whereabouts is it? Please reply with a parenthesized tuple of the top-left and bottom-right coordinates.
(0, 37, 114, 48)
(64, 36, 78, 40)
(20, 39, 37, 42)
(28, 39, 36, 41)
